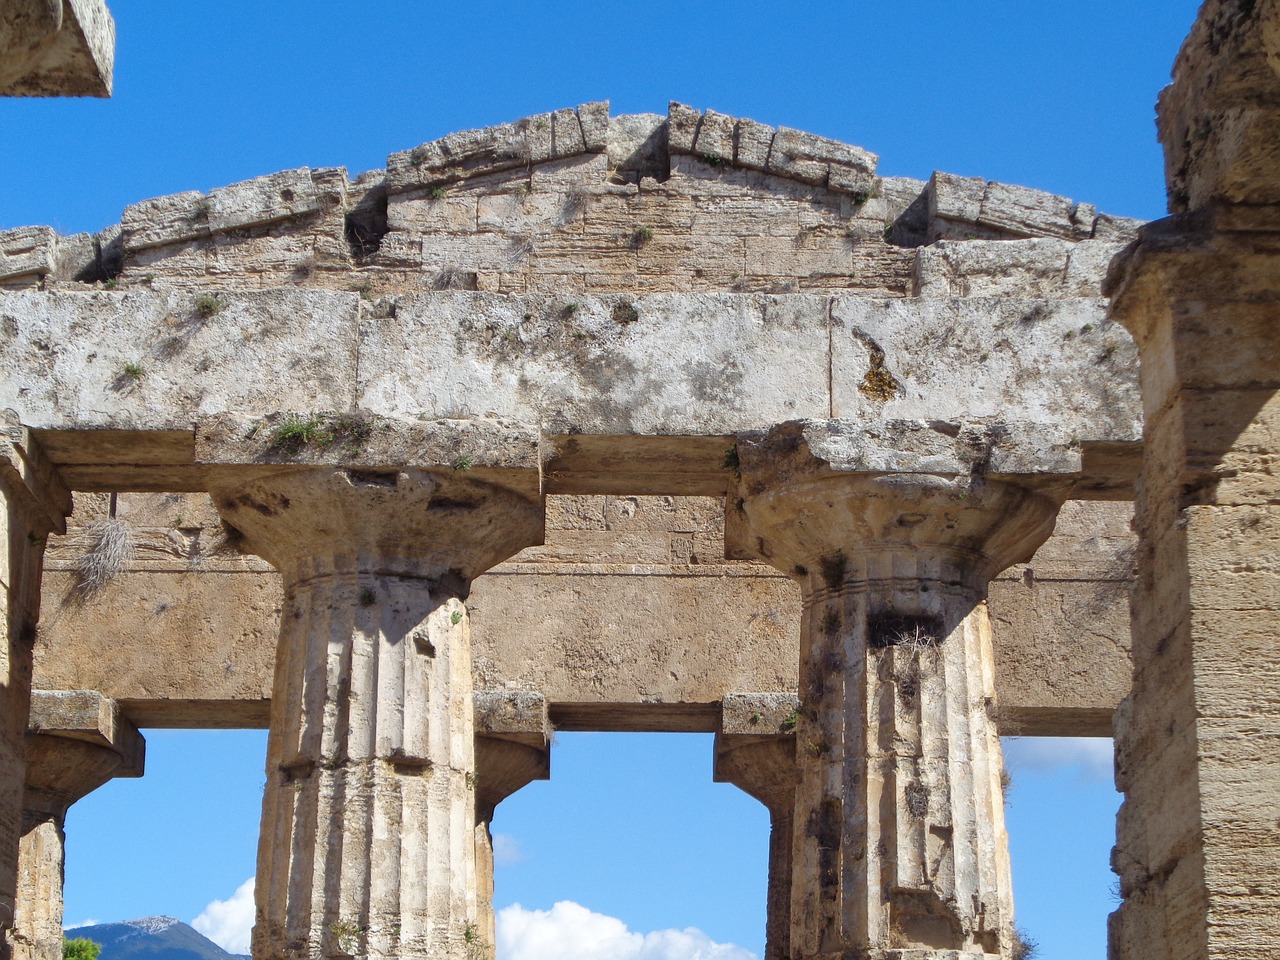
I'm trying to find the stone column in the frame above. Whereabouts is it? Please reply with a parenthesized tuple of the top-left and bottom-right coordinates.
(472, 692, 550, 957)
(204, 415, 544, 960)
(714, 694, 798, 960)
(0, 419, 70, 947)
(730, 422, 1064, 959)
(1105, 211, 1280, 960)
(11, 692, 144, 960)
(1104, 5, 1280, 958)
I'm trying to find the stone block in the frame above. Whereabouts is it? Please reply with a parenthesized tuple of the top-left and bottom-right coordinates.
(0, 0, 114, 97)
(355, 292, 832, 434)
(736, 117, 774, 171)
(829, 297, 1141, 442)
(913, 238, 1074, 298)
(744, 232, 852, 277)
(576, 100, 610, 152)
(0, 226, 56, 282)
(928, 171, 985, 225)
(979, 180, 1077, 239)
(1093, 213, 1145, 241)
(667, 101, 702, 154)
(552, 106, 586, 156)
(0, 289, 361, 428)
(121, 190, 211, 251)
(694, 108, 736, 163)
(207, 167, 345, 233)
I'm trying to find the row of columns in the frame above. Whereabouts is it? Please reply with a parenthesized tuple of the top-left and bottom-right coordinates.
(197, 419, 1066, 960)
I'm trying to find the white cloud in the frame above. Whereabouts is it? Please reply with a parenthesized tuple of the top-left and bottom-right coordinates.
(193, 877, 255, 955)
(1002, 736, 1114, 782)
(63, 920, 100, 931)
(496, 901, 757, 960)
(493, 833, 526, 866)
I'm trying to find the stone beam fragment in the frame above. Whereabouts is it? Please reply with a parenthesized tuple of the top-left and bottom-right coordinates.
(732, 421, 1069, 959)
(0, 0, 114, 97)
(203, 416, 544, 960)
(10, 691, 143, 960)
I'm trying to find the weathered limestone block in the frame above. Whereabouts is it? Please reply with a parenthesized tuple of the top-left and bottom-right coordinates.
(927, 172, 1139, 243)
(827, 299, 1140, 442)
(121, 191, 213, 251)
(204, 417, 544, 960)
(732, 421, 1067, 959)
(0, 418, 70, 940)
(11, 691, 143, 960)
(0, 228, 95, 289)
(913, 239, 1128, 299)
(0, 0, 114, 97)
(207, 168, 347, 235)
(714, 694, 799, 960)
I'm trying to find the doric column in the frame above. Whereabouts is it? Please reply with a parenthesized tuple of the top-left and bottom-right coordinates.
(203, 415, 545, 960)
(472, 692, 550, 957)
(11, 692, 144, 960)
(1106, 208, 1280, 960)
(0, 418, 70, 946)
(729, 421, 1064, 959)
(714, 694, 798, 960)
(1103, 5, 1280, 958)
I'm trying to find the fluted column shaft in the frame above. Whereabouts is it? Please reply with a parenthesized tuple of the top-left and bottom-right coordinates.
(212, 465, 543, 960)
(736, 456, 1059, 960)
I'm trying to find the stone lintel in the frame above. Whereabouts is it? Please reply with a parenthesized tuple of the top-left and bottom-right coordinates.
(0, 0, 114, 98)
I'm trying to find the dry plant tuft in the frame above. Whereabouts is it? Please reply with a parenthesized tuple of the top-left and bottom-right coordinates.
(72, 519, 135, 597)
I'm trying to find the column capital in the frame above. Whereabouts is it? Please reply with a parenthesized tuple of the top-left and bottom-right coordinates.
(728, 420, 1064, 592)
(474, 691, 551, 822)
(24, 691, 144, 818)
(202, 414, 546, 583)
(713, 693, 797, 813)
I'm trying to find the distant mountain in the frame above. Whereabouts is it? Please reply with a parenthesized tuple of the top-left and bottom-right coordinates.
(64, 917, 247, 960)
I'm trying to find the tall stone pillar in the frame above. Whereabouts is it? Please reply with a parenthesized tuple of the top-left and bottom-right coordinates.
(729, 422, 1064, 959)
(1105, 4, 1280, 958)
(204, 415, 544, 960)
(714, 694, 798, 960)
(12, 692, 144, 960)
(472, 692, 550, 957)
(0, 419, 70, 948)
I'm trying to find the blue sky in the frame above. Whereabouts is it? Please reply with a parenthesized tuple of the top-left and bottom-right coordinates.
(14, 1, 1204, 958)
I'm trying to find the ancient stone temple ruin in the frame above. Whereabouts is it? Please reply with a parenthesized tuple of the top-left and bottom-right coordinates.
(3, 2, 1280, 958)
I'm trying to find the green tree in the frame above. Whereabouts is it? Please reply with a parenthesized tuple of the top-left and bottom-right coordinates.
(63, 937, 102, 960)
